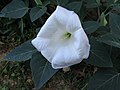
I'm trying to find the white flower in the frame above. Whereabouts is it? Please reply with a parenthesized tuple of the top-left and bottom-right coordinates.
(31, 6, 90, 69)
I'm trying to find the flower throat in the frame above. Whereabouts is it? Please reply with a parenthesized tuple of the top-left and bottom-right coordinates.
(64, 32, 71, 39)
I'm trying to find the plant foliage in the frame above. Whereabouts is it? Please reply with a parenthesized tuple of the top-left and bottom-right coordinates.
(0, 0, 28, 18)
(4, 40, 37, 61)
(1, 0, 120, 90)
(30, 52, 58, 89)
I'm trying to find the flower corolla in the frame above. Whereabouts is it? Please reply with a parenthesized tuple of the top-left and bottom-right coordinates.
(32, 6, 90, 69)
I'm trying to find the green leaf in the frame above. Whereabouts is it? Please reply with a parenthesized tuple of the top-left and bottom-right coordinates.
(4, 40, 37, 61)
(113, 56, 120, 72)
(110, 47, 120, 72)
(88, 38, 113, 67)
(0, 0, 28, 18)
(88, 68, 120, 90)
(109, 13, 120, 35)
(106, 46, 120, 72)
(100, 12, 108, 26)
(97, 13, 120, 48)
(30, 6, 47, 22)
(95, 26, 110, 35)
(97, 33, 120, 48)
(79, 5, 86, 21)
(34, 0, 43, 5)
(57, 0, 69, 6)
(85, 0, 101, 8)
(83, 21, 100, 34)
(67, 1, 82, 13)
(30, 52, 58, 89)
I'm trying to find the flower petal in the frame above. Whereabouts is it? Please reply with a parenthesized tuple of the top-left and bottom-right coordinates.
(66, 12, 82, 33)
(31, 37, 50, 51)
(55, 6, 82, 33)
(51, 43, 82, 69)
(37, 14, 58, 38)
(51, 28, 90, 69)
(41, 46, 57, 63)
(53, 6, 74, 28)
(37, 6, 74, 38)
(32, 35, 60, 62)
(40, 37, 71, 63)
(73, 28, 90, 59)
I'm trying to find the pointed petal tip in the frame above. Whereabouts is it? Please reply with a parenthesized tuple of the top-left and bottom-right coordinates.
(31, 38, 39, 50)
(31, 37, 43, 52)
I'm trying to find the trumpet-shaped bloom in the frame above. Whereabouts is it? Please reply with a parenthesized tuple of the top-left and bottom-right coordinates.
(31, 6, 90, 69)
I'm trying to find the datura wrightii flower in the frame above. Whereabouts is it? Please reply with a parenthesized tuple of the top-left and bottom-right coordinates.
(31, 6, 90, 69)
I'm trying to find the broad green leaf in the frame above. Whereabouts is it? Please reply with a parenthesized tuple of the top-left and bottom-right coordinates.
(97, 33, 120, 48)
(97, 13, 120, 48)
(100, 12, 108, 26)
(85, 0, 101, 8)
(109, 13, 120, 35)
(95, 26, 110, 35)
(79, 5, 86, 21)
(110, 47, 120, 72)
(88, 68, 120, 90)
(0, 0, 28, 18)
(67, 1, 82, 13)
(30, 52, 58, 89)
(88, 38, 113, 67)
(4, 40, 37, 61)
(30, 6, 47, 22)
(83, 21, 100, 34)
(57, 0, 69, 6)
(113, 56, 120, 72)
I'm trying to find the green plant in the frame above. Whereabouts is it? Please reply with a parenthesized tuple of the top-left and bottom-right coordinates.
(1, 0, 120, 90)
